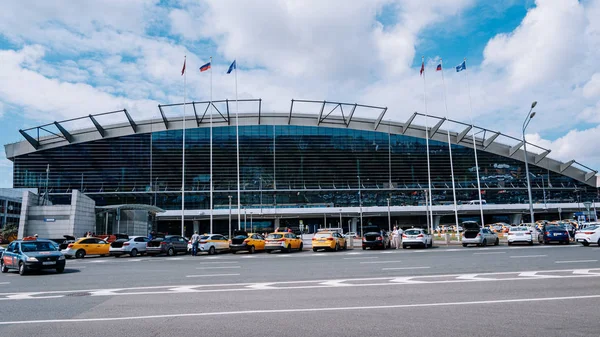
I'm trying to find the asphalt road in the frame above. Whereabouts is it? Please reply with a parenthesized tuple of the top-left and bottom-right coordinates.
(1, 242, 599, 336)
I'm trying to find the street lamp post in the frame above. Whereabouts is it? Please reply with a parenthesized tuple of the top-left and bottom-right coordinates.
(250, 212, 253, 232)
(244, 207, 247, 231)
(522, 101, 537, 224)
(387, 197, 391, 233)
(339, 208, 342, 231)
(358, 175, 363, 237)
(228, 195, 232, 241)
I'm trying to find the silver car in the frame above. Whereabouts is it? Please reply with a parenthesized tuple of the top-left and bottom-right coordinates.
(462, 222, 499, 247)
(110, 236, 150, 257)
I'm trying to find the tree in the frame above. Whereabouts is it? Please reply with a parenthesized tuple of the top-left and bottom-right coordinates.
(0, 224, 18, 243)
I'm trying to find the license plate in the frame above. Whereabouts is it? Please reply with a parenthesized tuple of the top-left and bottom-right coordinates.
(409, 236, 416, 239)
(42, 261, 56, 265)
(554, 233, 560, 236)
(516, 233, 523, 236)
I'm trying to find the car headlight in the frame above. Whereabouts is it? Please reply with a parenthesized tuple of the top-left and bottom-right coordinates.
(58, 255, 65, 260)
(27, 257, 38, 262)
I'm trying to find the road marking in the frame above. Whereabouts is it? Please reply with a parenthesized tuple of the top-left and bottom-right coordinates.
(510, 255, 547, 258)
(382, 266, 430, 270)
(205, 257, 221, 259)
(345, 252, 362, 255)
(197, 261, 239, 264)
(3, 294, 600, 325)
(359, 260, 402, 264)
(343, 257, 377, 260)
(555, 260, 598, 264)
(186, 274, 240, 278)
(195, 266, 241, 269)
(0, 282, 9, 285)
(241, 256, 256, 258)
(473, 252, 506, 255)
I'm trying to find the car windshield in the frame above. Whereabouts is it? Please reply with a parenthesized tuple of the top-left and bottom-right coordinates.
(233, 235, 247, 239)
(21, 242, 58, 252)
(200, 235, 211, 240)
(546, 226, 563, 231)
(582, 225, 598, 231)
(267, 234, 283, 239)
(404, 230, 421, 235)
(315, 233, 332, 238)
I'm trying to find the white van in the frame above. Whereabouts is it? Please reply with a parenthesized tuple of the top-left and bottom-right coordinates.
(467, 200, 487, 205)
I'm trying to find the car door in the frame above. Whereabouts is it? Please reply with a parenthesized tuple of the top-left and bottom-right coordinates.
(135, 237, 148, 252)
(178, 236, 188, 252)
(253, 234, 266, 250)
(2, 242, 16, 268)
(97, 239, 110, 254)
(212, 235, 225, 250)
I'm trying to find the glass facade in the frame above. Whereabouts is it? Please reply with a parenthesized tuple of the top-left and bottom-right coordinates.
(12, 125, 598, 210)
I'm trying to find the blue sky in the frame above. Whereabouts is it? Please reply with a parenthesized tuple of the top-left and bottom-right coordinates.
(0, 0, 599, 188)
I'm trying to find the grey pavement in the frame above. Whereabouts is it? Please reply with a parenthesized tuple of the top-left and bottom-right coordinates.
(1, 243, 599, 336)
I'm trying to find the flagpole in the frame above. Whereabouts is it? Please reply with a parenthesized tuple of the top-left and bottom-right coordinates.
(234, 61, 241, 232)
(463, 58, 485, 227)
(209, 56, 213, 234)
(440, 58, 460, 235)
(181, 55, 186, 237)
(422, 56, 434, 234)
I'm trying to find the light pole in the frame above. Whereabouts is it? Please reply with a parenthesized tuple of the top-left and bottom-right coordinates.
(339, 208, 342, 231)
(522, 101, 537, 224)
(244, 207, 247, 231)
(358, 175, 363, 237)
(250, 212, 253, 232)
(387, 197, 391, 233)
(259, 177, 263, 213)
(228, 195, 232, 240)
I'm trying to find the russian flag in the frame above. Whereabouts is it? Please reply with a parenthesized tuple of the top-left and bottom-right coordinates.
(200, 62, 211, 72)
(436, 64, 442, 71)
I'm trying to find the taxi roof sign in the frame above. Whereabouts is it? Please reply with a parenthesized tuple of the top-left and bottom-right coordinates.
(23, 236, 37, 241)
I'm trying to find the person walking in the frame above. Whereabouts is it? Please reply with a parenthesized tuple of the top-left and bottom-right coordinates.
(393, 226, 401, 249)
(191, 231, 201, 256)
(390, 226, 397, 249)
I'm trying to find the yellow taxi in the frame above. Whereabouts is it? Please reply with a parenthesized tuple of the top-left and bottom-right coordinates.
(230, 231, 266, 254)
(264, 232, 303, 253)
(312, 231, 347, 252)
(61, 237, 110, 259)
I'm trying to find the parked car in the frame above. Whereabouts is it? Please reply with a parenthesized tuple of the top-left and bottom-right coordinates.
(1, 237, 66, 275)
(402, 228, 433, 249)
(462, 222, 499, 247)
(58, 235, 76, 250)
(361, 226, 390, 250)
(110, 236, 150, 257)
(507, 226, 534, 245)
(146, 235, 188, 256)
(344, 232, 358, 239)
(312, 231, 347, 252)
(265, 232, 303, 253)
(94, 233, 129, 243)
(574, 225, 600, 246)
(229, 231, 265, 254)
(61, 237, 110, 258)
(538, 225, 570, 245)
(198, 234, 230, 255)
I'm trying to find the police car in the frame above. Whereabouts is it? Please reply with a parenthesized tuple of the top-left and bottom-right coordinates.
(1, 237, 66, 275)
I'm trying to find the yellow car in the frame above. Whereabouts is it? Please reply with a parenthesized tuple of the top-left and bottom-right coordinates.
(230, 231, 266, 254)
(312, 231, 347, 252)
(264, 232, 303, 253)
(61, 237, 110, 259)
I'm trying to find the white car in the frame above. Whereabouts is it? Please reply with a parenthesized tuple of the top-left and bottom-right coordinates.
(198, 234, 230, 255)
(575, 225, 600, 247)
(109, 236, 150, 257)
(507, 226, 534, 245)
(402, 228, 433, 249)
(462, 222, 499, 247)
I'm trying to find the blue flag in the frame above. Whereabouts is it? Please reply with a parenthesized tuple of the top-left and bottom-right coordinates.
(456, 60, 466, 72)
(227, 60, 236, 74)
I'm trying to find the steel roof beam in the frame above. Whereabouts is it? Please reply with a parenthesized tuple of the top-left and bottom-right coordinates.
(585, 170, 598, 181)
(317, 101, 326, 126)
(428, 117, 446, 137)
(456, 125, 472, 143)
(560, 160, 575, 173)
(123, 109, 137, 133)
(402, 112, 417, 134)
(19, 130, 40, 149)
(157, 105, 168, 130)
(534, 150, 550, 164)
(53, 121, 74, 143)
(483, 132, 500, 149)
(258, 99, 262, 125)
(88, 114, 105, 138)
(288, 99, 294, 125)
(374, 107, 388, 130)
(346, 104, 357, 127)
(509, 141, 523, 157)
(226, 99, 231, 126)
(192, 102, 200, 127)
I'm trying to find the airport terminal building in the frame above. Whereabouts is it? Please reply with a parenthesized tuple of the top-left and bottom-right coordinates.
(5, 100, 599, 236)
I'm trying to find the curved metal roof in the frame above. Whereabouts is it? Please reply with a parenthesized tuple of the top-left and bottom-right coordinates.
(4, 99, 598, 188)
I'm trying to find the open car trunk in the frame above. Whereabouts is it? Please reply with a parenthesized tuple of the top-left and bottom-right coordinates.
(147, 239, 164, 248)
(462, 222, 481, 239)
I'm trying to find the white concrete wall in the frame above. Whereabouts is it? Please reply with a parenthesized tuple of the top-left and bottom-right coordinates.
(24, 206, 71, 238)
(70, 190, 96, 237)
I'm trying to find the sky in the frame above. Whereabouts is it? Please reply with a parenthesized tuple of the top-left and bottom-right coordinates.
(0, 0, 599, 188)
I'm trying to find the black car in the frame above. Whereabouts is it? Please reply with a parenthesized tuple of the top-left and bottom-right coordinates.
(146, 235, 188, 256)
(361, 226, 390, 250)
(539, 225, 570, 244)
(1, 238, 66, 275)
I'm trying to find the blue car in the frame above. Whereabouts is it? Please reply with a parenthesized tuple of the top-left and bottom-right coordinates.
(539, 225, 570, 245)
(1, 237, 66, 275)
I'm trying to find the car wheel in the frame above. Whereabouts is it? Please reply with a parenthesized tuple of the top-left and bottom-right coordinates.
(529, 241, 533, 246)
(508, 242, 512, 246)
(402, 244, 407, 249)
(208, 246, 216, 255)
(167, 248, 174, 256)
(1, 261, 7, 273)
(495, 238, 500, 246)
(581, 241, 589, 246)
(362, 247, 366, 250)
(130, 249, 138, 257)
(428, 240, 433, 248)
(75, 249, 86, 259)
(286, 244, 292, 253)
(56, 266, 65, 273)
(462, 243, 468, 247)
(481, 239, 487, 247)
(18, 262, 26, 276)
(335, 243, 340, 252)
(313, 248, 318, 252)
(249, 245, 256, 254)
(343, 243, 348, 250)
(298, 243, 303, 251)
(266, 250, 273, 254)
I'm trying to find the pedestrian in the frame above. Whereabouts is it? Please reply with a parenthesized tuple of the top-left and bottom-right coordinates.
(390, 226, 397, 249)
(191, 231, 201, 256)
(148, 231, 155, 240)
(393, 227, 401, 249)
(287, 228, 292, 233)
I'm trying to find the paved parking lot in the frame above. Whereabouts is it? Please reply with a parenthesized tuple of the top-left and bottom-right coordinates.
(1, 243, 599, 336)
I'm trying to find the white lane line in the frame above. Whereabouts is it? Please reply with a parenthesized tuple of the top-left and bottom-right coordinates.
(473, 252, 506, 255)
(382, 266, 430, 270)
(345, 252, 362, 255)
(0, 282, 9, 285)
(241, 256, 256, 258)
(204, 257, 221, 259)
(195, 266, 241, 269)
(510, 255, 547, 258)
(197, 261, 239, 264)
(360, 260, 402, 264)
(381, 251, 395, 254)
(556, 260, 598, 264)
(344, 257, 378, 260)
(5, 294, 600, 325)
(186, 274, 241, 278)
